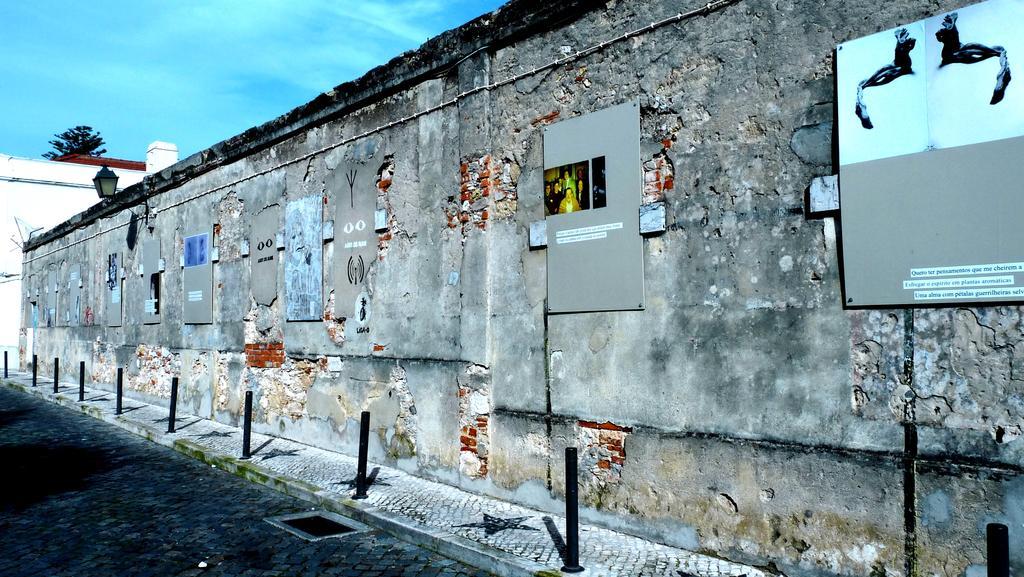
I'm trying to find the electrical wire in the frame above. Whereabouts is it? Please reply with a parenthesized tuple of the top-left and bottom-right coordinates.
(24, 0, 740, 265)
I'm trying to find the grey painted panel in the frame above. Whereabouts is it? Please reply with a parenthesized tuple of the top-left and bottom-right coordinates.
(68, 264, 82, 327)
(332, 162, 377, 317)
(107, 252, 122, 327)
(544, 100, 644, 313)
(841, 135, 1024, 306)
(183, 229, 213, 324)
(45, 269, 56, 327)
(285, 196, 323, 321)
(142, 239, 161, 324)
(251, 205, 281, 306)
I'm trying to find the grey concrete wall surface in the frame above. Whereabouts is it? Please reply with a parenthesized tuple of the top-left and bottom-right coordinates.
(20, 1, 1023, 575)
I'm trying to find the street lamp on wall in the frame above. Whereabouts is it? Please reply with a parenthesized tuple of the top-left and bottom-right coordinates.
(92, 165, 119, 199)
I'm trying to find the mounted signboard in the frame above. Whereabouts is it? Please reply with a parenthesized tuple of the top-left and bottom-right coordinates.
(332, 161, 377, 318)
(142, 239, 161, 324)
(839, 0, 1024, 306)
(46, 268, 57, 327)
(251, 205, 281, 307)
(285, 196, 323, 321)
(107, 251, 122, 327)
(183, 228, 213, 324)
(67, 264, 82, 326)
(544, 100, 644, 313)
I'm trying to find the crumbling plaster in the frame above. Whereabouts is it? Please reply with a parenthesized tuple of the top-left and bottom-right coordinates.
(19, 0, 1024, 575)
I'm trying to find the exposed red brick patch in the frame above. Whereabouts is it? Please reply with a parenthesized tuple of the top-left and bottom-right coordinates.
(578, 420, 633, 433)
(578, 419, 629, 487)
(245, 342, 285, 368)
(642, 151, 675, 204)
(531, 110, 560, 126)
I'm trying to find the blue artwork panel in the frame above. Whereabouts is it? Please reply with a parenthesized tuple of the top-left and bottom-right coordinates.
(184, 233, 210, 268)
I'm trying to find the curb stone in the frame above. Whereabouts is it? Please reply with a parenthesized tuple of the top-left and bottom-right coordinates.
(4, 374, 764, 577)
(3, 378, 565, 577)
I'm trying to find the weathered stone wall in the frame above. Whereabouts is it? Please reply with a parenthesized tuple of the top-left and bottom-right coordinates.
(21, 1, 1023, 575)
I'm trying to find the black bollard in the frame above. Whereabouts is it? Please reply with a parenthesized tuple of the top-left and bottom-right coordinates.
(78, 361, 85, 402)
(32, 354, 37, 386)
(167, 377, 179, 433)
(241, 390, 253, 459)
(562, 446, 584, 573)
(115, 368, 123, 415)
(53, 357, 59, 394)
(987, 523, 1009, 577)
(4, 350, 7, 378)
(354, 411, 370, 499)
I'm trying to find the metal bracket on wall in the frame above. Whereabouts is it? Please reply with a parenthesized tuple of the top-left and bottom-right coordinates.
(528, 220, 547, 250)
(807, 175, 839, 216)
(240, 239, 250, 257)
(374, 209, 388, 233)
(639, 202, 666, 236)
(275, 233, 285, 251)
(323, 220, 335, 242)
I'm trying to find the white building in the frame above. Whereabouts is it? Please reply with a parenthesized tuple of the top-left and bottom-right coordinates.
(0, 141, 178, 367)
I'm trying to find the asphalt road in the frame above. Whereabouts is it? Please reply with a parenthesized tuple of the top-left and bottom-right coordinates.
(0, 386, 492, 577)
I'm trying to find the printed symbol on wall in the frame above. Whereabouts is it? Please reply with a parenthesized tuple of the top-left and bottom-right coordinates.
(342, 220, 366, 234)
(354, 290, 370, 327)
(346, 168, 357, 208)
(347, 255, 365, 285)
(256, 238, 274, 251)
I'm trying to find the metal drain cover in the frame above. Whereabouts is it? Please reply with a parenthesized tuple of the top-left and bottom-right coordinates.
(265, 511, 369, 541)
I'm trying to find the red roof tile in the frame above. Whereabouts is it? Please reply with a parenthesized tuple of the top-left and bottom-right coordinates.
(52, 154, 146, 172)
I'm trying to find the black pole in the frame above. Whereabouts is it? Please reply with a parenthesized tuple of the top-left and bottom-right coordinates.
(987, 523, 1009, 577)
(78, 361, 85, 402)
(115, 368, 123, 415)
(354, 411, 370, 499)
(167, 377, 178, 433)
(32, 354, 37, 386)
(53, 357, 59, 394)
(562, 446, 584, 573)
(3, 350, 7, 378)
(241, 390, 253, 459)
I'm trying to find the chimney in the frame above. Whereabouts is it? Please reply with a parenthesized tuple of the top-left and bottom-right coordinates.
(146, 141, 179, 173)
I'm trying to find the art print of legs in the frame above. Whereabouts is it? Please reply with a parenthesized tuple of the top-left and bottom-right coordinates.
(936, 12, 1011, 105)
(855, 28, 918, 129)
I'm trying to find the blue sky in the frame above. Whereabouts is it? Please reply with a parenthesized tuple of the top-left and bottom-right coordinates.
(0, 1, 505, 161)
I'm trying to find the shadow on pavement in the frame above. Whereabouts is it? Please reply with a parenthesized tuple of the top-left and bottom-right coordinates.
(0, 444, 120, 512)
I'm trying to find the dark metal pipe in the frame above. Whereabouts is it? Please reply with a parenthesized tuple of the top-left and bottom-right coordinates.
(987, 523, 1009, 577)
(241, 390, 253, 459)
(115, 368, 123, 415)
(78, 361, 85, 402)
(53, 357, 59, 394)
(167, 377, 178, 433)
(354, 411, 370, 499)
(32, 354, 37, 386)
(561, 446, 584, 573)
(4, 350, 7, 378)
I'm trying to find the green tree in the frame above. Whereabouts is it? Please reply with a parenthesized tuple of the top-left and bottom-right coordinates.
(43, 125, 107, 159)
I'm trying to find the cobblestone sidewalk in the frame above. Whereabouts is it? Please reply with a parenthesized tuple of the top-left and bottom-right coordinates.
(4, 372, 766, 577)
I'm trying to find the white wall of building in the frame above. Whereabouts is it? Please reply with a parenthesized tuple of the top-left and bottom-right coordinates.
(0, 147, 174, 366)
